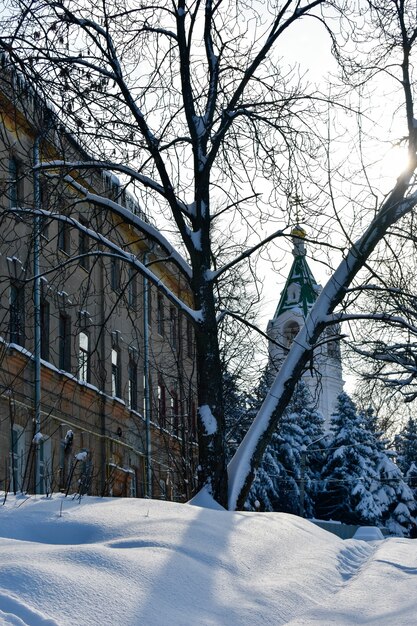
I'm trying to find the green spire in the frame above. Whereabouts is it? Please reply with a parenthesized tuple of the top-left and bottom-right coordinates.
(273, 228, 319, 319)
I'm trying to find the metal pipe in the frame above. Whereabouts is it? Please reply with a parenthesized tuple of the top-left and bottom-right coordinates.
(33, 136, 42, 494)
(143, 252, 152, 497)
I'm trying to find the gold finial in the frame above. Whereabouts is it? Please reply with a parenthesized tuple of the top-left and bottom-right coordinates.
(291, 225, 307, 239)
(291, 223, 307, 257)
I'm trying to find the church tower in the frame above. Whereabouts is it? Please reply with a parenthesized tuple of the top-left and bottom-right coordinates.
(267, 227, 344, 425)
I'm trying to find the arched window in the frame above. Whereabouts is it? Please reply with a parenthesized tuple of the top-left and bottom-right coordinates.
(287, 283, 300, 303)
(78, 331, 90, 383)
(283, 320, 300, 347)
(328, 340, 340, 360)
(111, 347, 121, 397)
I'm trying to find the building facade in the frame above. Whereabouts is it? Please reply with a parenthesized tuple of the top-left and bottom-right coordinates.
(267, 227, 344, 425)
(0, 62, 198, 500)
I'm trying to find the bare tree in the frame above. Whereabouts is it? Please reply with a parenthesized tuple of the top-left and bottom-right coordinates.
(346, 217, 417, 433)
(2, 0, 417, 509)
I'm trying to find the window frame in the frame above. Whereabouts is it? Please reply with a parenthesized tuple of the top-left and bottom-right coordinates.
(78, 330, 90, 383)
(58, 220, 71, 255)
(9, 156, 24, 208)
(40, 297, 50, 360)
(58, 313, 71, 372)
(157, 381, 166, 429)
(186, 318, 194, 359)
(283, 320, 300, 347)
(128, 357, 138, 411)
(110, 256, 121, 292)
(78, 217, 90, 270)
(128, 266, 137, 309)
(157, 293, 164, 337)
(169, 307, 177, 351)
(9, 281, 25, 346)
(111, 347, 122, 398)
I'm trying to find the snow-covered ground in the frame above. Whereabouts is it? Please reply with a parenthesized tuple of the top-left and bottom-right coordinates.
(0, 494, 416, 626)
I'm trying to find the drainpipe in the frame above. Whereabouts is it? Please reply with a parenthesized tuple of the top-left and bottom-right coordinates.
(98, 215, 107, 495)
(143, 252, 152, 497)
(33, 136, 42, 494)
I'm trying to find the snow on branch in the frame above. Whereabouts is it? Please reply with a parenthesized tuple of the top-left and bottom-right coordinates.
(325, 312, 417, 335)
(62, 174, 192, 279)
(36, 161, 195, 218)
(12, 207, 202, 323)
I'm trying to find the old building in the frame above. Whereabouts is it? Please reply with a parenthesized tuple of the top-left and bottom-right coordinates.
(0, 60, 198, 500)
(267, 227, 344, 424)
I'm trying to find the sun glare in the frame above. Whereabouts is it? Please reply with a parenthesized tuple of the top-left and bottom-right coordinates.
(378, 146, 410, 184)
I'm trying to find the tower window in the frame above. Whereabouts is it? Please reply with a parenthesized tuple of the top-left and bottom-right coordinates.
(328, 340, 340, 360)
(287, 283, 300, 303)
(283, 320, 300, 347)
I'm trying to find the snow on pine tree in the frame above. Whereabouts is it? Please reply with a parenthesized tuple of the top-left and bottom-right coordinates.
(291, 382, 326, 518)
(373, 451, 416, 536)
(318, 393, 381, 525)
(224, 369, 250, 463)
(406, 462, 417, 500)
(247, 378, 325, 516)
(395, 417, 417, 476)
(365, 410, 417, 536)
(245, 369, 282, 512)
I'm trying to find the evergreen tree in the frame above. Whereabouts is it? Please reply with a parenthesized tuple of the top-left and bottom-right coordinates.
(223, 369, 249, 462)
(365, 411, 417, 536)
(395, 417, 417, 475)
(406, 462, 417, 499)
(245, 369, 281, 511)
(374, 451, 416, 536)
(318, 393, 381, 525)
(247, 379, 325, 516)
(293, 383, 326, 517)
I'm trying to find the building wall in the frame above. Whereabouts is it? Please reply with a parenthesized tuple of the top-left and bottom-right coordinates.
(0, 70, 198, 501)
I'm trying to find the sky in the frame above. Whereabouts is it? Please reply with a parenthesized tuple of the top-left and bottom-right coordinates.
(257, 10, 410, 402)
(0, 493, 416, 626)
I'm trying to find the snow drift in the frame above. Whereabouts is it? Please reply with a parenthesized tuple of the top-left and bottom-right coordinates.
(0, 494, 415, 625)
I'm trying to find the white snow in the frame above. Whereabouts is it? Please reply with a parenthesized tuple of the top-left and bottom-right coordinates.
(32, 432, 45, 445)
(353, 526, 385, 541)
(0, 495, 416, 625)
(189, 228, 202, 251)
(74, 451, 88, 461)
(199, 404, 218, 435)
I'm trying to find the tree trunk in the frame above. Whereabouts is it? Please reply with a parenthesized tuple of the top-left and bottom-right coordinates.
(190, 179, 228, 507)
(193, 267, 228, 508)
